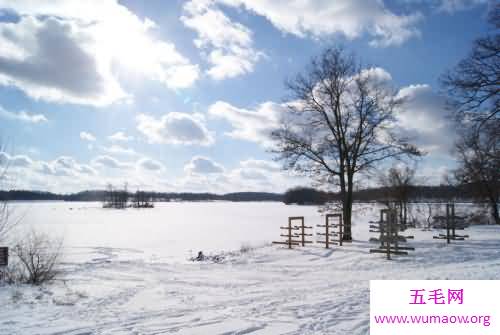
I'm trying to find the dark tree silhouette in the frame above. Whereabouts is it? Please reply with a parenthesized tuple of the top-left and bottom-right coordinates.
(379, 165, 417, 229)
(283, 187, 329, 205)
(272, 47, 421, 240)
(442, 4, 499, 224)
(454, 122, 499, 224)
(133, 190, 154, 208)
(442, 3, 500, 130)
(103, 183, 128, 209)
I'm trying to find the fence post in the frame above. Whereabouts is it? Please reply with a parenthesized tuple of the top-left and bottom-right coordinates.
(446, 204, 450, 244)
(386, 211, 392, 260)
(300, 218, 305, 247)
(326, 216, 330, 249)
(451, 203, 456, 238)
(338, 214, 343, 246)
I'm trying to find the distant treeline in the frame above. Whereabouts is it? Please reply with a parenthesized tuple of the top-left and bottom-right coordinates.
(0, 184, 479, 203)
(283, 185, 478, 205)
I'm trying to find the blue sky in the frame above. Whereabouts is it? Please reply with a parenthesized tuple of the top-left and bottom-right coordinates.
(0, 0, 492, 193)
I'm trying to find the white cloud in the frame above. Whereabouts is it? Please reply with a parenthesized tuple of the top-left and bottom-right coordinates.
(182, 0, 263, 79)
(137, 112, 215, 146)
(0, 151, 308, 193)
(108, 131, 133, 142)
(100, 144, 137, 157)
(401, 0, 487, 12)
(77, 164, 97, 175)
(437, 0, 487, 12)
(14, 155, 34, 167)
(175, 173, 229, 193)
(209, 70, 454, 156)
(233, 167, 268, 181)
(0, 152, 33, 167)
(213, 0, 422, 47)
(223, 158, 305, 192)
(137, 158, 164, 171)
(208, 100, 283, 146)
(184, 156, 225, 174)
(0, 15, 127, 106)
(0, 153, 98, 178)
(0, 0, 199, 106)
(0, 105, 47, 123)
(91, 155, 130, 169)
(396, 84, 456, 155)
(0, 150, 174, 192)
(80, 131, 96, 142)
(0, 153, 103, 191)
(240, 158, 280, 171)
(175, 155, 303, 193)
(54, 156, 77, 169)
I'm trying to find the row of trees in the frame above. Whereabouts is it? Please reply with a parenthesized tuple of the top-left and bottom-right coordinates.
(272, 4, 499, 237)
(442, 4, 499, 225)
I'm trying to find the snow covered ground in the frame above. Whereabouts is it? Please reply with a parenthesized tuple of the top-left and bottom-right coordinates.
(1, 201, 499, 334)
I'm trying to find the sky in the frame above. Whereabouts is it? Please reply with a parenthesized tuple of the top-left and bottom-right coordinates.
(0, 0, 493, 194)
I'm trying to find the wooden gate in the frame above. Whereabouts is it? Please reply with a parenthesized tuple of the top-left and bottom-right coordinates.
(317, 213, 344, 249)
(370, 209, 415, 260)
(433, 203, 469, 243)
(273, 217, 308, 249)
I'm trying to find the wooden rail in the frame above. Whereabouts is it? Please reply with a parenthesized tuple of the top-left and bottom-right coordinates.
(273, 216, 307, 249)
(317, 213, 344, 248)
(370, 209, 415, 260)
(292, 216, 313, 247)
(433, 203, 469, 243)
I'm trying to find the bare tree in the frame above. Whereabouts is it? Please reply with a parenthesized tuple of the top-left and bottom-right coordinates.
(0, 142, 20, 242)
(379, 165, 416, 229)
(11, 230, 62, 285)
(103, 182, 129, 209)
(454, 121, 499, 224)
(441, 3, 500, 130)
(133, 189, 154, 208)
(272, 47, 421, 240)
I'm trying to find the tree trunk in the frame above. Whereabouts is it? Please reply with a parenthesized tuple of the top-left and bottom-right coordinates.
(342, 173, 354, 241)
(402, 201, 408, 229)
(403, 202, 407, 225)
(490, 198, 500, 225)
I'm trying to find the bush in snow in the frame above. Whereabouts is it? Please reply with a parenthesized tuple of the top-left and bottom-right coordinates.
(5, 230, 62, 285)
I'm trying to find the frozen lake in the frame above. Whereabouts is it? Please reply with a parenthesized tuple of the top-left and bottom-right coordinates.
(9, 201, 324, 262)
(7, 201, 490, 263)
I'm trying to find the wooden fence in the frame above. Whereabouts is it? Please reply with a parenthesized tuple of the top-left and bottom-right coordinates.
(317, 213, 344, 248)
(272, 217, 305, 249)
(433, 203, 470, 243)
(370, 209, 415, 260)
